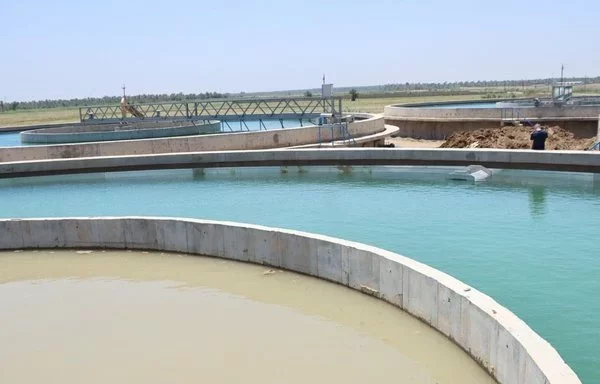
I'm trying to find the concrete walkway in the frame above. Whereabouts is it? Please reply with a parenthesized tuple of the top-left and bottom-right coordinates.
(0, 148, 599, 178)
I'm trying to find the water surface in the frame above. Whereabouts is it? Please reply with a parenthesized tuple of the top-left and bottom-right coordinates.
(0, 119, 311, 147)
(0, 249, 492, 384)
(0, 166, 597, 382)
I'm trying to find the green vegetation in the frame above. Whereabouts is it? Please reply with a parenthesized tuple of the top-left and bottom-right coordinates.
(1, 77, 599, 127)
(0, 92, 228, 112)
(0, 94, 503, 126)
(341, 94, 499, 113)
(2, 76, 599, 113)
(0, 108, 80, 127)
(336, 76, 600, 94)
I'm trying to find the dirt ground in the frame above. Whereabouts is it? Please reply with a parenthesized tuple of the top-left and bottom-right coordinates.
(440, 125, 596, 150)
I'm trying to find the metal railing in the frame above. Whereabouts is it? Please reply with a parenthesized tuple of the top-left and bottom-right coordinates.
(316, 115, 357, 147)
(500, 107, 520, 122)
(79, 97, 343, 124)
(588, 141, 600, 151)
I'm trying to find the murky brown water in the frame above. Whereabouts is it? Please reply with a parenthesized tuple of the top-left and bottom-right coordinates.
(0, 250, 494, 384)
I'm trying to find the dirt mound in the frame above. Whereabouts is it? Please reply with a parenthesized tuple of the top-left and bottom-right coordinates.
(441, 126, 595, 150)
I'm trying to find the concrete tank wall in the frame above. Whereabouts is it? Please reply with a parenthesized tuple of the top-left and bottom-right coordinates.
(19, 120, 221, 144)
(3, 147, 600, 178)
(0, 115, 384, 163)
(385, 119, 598, 140)
(0, 217, 581, 384)
(0, 122, 83, 133)
(384, 103, 600, 139)
(385, 103, 600, 120)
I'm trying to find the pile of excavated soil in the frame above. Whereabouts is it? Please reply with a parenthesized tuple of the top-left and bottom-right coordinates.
(441, 126, 595, 150)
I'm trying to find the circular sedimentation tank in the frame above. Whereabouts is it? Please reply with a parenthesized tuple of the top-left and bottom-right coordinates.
(19, 120, 222, 144)
(384, 97, 600, 139)
(0, 167, 594, 383)
(0, 249, 495, 384)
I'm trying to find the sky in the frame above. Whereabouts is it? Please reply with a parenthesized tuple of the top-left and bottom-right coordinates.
(1, 0, 599, 101)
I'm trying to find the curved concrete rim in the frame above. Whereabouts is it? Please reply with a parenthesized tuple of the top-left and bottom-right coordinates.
(383, 102, 600, 140)
(19, 120, 221, 144)
(290, 124, 398, 148)
(1, 147, 600, 178)
(0, 113, 390, 161)
(384, 99, 600, 121)
(388, 98, 529, 108)
(0, 216, 581, 384)
(387, 96, 600, 109)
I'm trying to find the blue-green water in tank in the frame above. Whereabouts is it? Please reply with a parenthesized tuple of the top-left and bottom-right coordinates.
(0, 166, 598, 382)
(0, 119, 312, 147)
(412, 101, 535, 109)
(415, 102, 501, 108)
(0, 132, 24, 147)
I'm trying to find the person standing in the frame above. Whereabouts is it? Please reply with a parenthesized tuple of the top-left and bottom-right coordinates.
(530, 125, 549, 150)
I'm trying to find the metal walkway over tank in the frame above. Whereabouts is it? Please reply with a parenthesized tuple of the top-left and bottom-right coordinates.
(79, 97, 343, 128)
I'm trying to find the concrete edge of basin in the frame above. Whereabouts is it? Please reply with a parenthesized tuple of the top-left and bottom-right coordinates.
(19, 120, 222, 144)
(2, 147, 600, 178)
(0, 113, 385, 161)
(0, 216, 581, 384)
(289, 124, 399, 148)
(383, 102, 600, 140)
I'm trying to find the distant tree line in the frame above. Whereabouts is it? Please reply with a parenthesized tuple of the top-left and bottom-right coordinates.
(378, 76, 600, 92)
(353, 90, 481, 99)
(2, 76, 599, 112)
(2, 92, 228, 112)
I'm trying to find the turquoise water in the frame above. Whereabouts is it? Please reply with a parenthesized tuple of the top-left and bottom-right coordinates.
(414, 101, 535, 109)
(0, 132, 27, 147)
(415, 102, 501, 109)
(219, 118, 312, 131)
(0, 119, 311, 148)
(411, 98, 600, 109)
(0, 167, 598, 382)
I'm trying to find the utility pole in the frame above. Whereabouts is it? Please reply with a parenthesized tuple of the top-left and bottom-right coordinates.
(121, 84, 127, 120)
(560, 64, 564, 84)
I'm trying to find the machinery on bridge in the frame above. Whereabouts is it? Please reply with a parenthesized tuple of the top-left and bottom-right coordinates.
(79, 83, 343, 130)
(120, 86, 144, 119)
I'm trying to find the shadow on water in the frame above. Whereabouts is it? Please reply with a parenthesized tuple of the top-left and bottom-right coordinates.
(528, 186, 547, 217)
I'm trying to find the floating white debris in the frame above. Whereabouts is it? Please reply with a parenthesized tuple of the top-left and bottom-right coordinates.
(448, 165, 493, 182)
